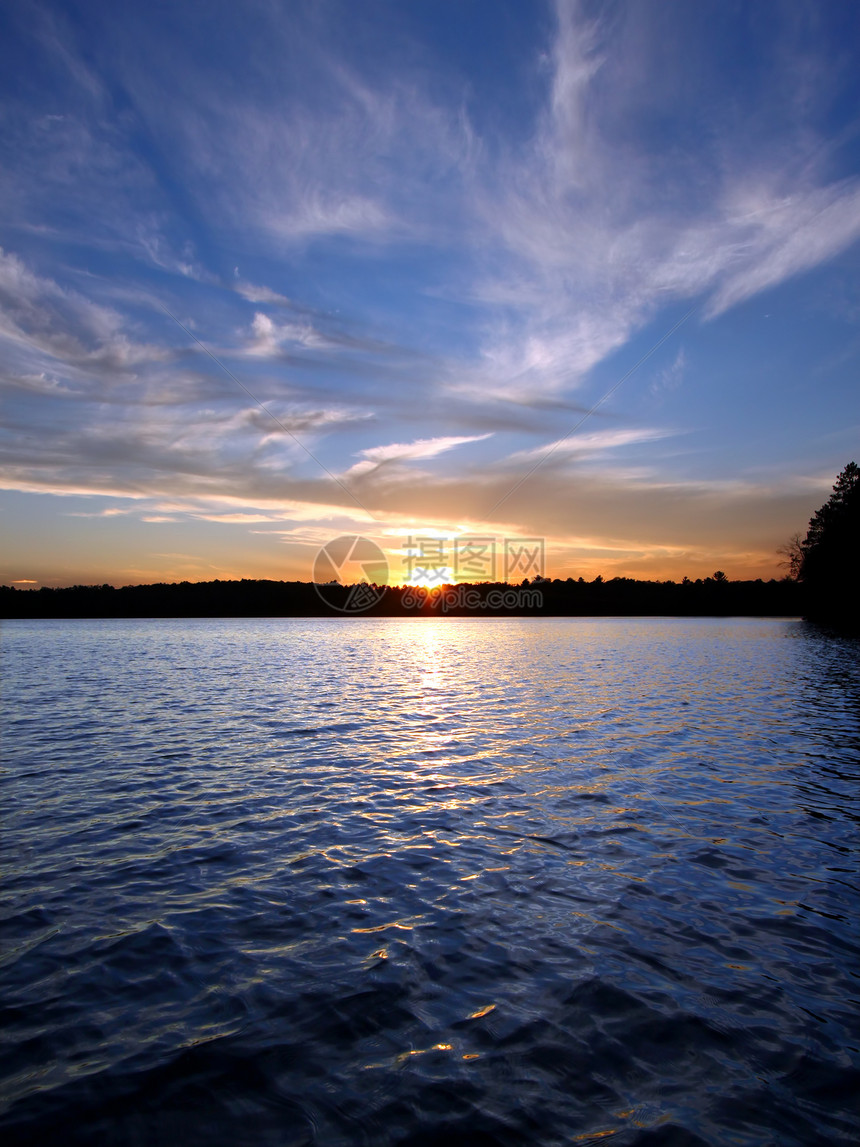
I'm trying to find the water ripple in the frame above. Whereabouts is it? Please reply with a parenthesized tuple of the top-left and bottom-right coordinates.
(1, 617, 858, 1145)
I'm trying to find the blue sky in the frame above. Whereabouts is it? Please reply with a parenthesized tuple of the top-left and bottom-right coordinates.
(1, 0, 859, 587)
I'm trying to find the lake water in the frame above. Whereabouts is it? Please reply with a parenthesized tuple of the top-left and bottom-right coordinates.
(1, 617, 858, 1146)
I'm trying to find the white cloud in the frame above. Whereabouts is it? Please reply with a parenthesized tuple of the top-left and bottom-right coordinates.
(266, 195, 390, 243)
(233, 281, 293, 306)
(507, 426, 677, 465)
(706, 180, 860, 316)
(0, 247, 168, 378)
(345, 433, 492, 477)
(651, 348, 686, 397)
(245, 311, 325, 356)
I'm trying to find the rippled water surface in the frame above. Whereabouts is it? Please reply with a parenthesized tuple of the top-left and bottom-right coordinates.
(2, 617, 859, 1146)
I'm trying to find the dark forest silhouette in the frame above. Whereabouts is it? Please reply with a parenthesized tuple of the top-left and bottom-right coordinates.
(1, 575, 800, 619)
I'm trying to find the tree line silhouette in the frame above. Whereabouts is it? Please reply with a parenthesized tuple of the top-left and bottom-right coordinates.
(0, 573, 800, 619)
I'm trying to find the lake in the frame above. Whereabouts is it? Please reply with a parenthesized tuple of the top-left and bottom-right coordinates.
(1, 617, 858, 1145)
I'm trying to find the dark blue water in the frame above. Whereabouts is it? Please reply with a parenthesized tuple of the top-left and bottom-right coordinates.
(1, 617, 858, 1146)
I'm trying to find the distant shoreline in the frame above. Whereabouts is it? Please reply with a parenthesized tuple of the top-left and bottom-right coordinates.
(1, 576, 806, 620)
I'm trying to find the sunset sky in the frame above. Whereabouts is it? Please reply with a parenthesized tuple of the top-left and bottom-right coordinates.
(2, 0, 859, 588)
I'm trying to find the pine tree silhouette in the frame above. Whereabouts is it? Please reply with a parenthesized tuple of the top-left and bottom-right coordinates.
(799, 461, 859, 628)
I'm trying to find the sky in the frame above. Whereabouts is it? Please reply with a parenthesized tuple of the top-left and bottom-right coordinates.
(1, 0, 859, 589)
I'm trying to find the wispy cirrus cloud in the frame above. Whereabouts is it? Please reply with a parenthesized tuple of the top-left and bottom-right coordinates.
(704, 180, 860, 316)
(245, 312, 328, 357)
(506, 426, 679, 466)
(8, 0, 857, 407)
(462, 0, 860, 397)
(232, 281, 293, 307)
(0, 248, 168, 379)
(345, 434, 493, 478)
